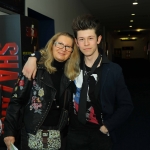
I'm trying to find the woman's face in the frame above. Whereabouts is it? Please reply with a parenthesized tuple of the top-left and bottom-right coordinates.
(52, 35, 73, 62)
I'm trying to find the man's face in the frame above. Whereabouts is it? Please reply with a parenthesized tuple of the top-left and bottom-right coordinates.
(75, 29, 102, 57)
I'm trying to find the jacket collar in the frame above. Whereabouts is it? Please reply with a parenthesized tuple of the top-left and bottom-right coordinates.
(99, 48, 110, 64)
(59, 74, 72, 98)
(37, 67, 71, 99)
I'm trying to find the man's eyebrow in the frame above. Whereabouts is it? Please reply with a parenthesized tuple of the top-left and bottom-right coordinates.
(78, 36, 95, 38)
(88, 35, 95, 37)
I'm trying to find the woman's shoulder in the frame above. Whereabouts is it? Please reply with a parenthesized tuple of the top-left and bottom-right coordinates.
(37, 64, 46, 69)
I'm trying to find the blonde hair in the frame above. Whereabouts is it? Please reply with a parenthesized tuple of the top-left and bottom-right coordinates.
(38, 32, 80, 80)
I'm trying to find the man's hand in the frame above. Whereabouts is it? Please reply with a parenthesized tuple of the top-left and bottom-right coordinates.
(4, 136, 15, 150)
(22, 57, 37, 80)
(100, 125, 108, 134)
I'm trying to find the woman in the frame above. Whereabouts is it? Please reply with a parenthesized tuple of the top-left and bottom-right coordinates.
(3, 32, 80, 150)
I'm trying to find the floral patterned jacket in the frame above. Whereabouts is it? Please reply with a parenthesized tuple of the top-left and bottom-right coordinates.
(4, 65, 72, 137)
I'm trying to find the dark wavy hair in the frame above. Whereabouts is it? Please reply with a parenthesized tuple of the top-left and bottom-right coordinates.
(72, 14, 102, 38)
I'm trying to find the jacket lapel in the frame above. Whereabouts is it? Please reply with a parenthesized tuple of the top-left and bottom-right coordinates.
(59, 74, 71, 98)
(40, 70, 54, 88)
(99, 53, 110, 104)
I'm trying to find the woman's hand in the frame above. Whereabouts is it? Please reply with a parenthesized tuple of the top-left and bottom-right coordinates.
(100, 125, 108, 134)
(4, 136, 15, 150)
(22, 57, 37, 80)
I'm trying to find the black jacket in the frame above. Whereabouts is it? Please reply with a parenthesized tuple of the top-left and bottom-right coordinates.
(98, 54, 133, 142)
(69, 52, 133, 143)
(4, 65, 72, 137)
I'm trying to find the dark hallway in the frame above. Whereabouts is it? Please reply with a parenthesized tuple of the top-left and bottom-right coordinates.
(113, 58, 150, 150)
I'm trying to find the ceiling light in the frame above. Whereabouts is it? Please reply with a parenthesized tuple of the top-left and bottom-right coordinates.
(120, 37, 137, 41)
(136, 29, 145, 32)
(131, 14, 135, 15)
(131, 37, 137, 40)
(120, 38, 129, 40)
(129, 25, 132, 27)
(130, 20, 134, 22)
(133, 0, 138, 5)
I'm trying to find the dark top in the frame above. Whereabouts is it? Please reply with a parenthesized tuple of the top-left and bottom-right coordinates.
(70, 63, 103, 130)
(42, 60, 65, 126)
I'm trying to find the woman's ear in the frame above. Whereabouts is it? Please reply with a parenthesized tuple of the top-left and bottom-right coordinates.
(75, 38, 79, 47)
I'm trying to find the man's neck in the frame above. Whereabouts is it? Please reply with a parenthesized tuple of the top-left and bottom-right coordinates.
(84, 51, 100, 67)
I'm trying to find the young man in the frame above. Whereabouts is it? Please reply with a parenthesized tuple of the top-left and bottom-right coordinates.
(22, 14, 133, 150)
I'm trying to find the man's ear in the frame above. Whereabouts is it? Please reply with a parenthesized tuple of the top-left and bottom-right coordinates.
(97, 35, 102, 44)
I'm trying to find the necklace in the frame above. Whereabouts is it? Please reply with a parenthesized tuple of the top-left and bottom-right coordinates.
(84, 67, 91, 76)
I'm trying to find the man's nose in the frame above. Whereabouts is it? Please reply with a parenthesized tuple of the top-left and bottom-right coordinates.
(84, 39, 89, 45)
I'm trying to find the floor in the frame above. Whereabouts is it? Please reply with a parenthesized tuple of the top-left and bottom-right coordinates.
(113, 58, 150, 150)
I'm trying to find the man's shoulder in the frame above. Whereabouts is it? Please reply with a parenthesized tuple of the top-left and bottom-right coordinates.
(102, 61, 122, 75)
(103, 60, 121, 69)
(109, 61, 121, 68)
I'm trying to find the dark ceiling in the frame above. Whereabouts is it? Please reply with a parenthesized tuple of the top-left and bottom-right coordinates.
(80, 0, 150, 38)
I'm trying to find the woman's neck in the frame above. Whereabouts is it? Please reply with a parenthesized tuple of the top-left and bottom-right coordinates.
(52, 59, 65, 70)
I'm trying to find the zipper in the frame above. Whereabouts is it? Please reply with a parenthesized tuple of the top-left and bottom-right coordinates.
(58, 89, 69, 130)
(36, 77, 71, 131)
(58, 109, 68, 130)
(37, 99, 53, 130)
(35, 79, 57, 132)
